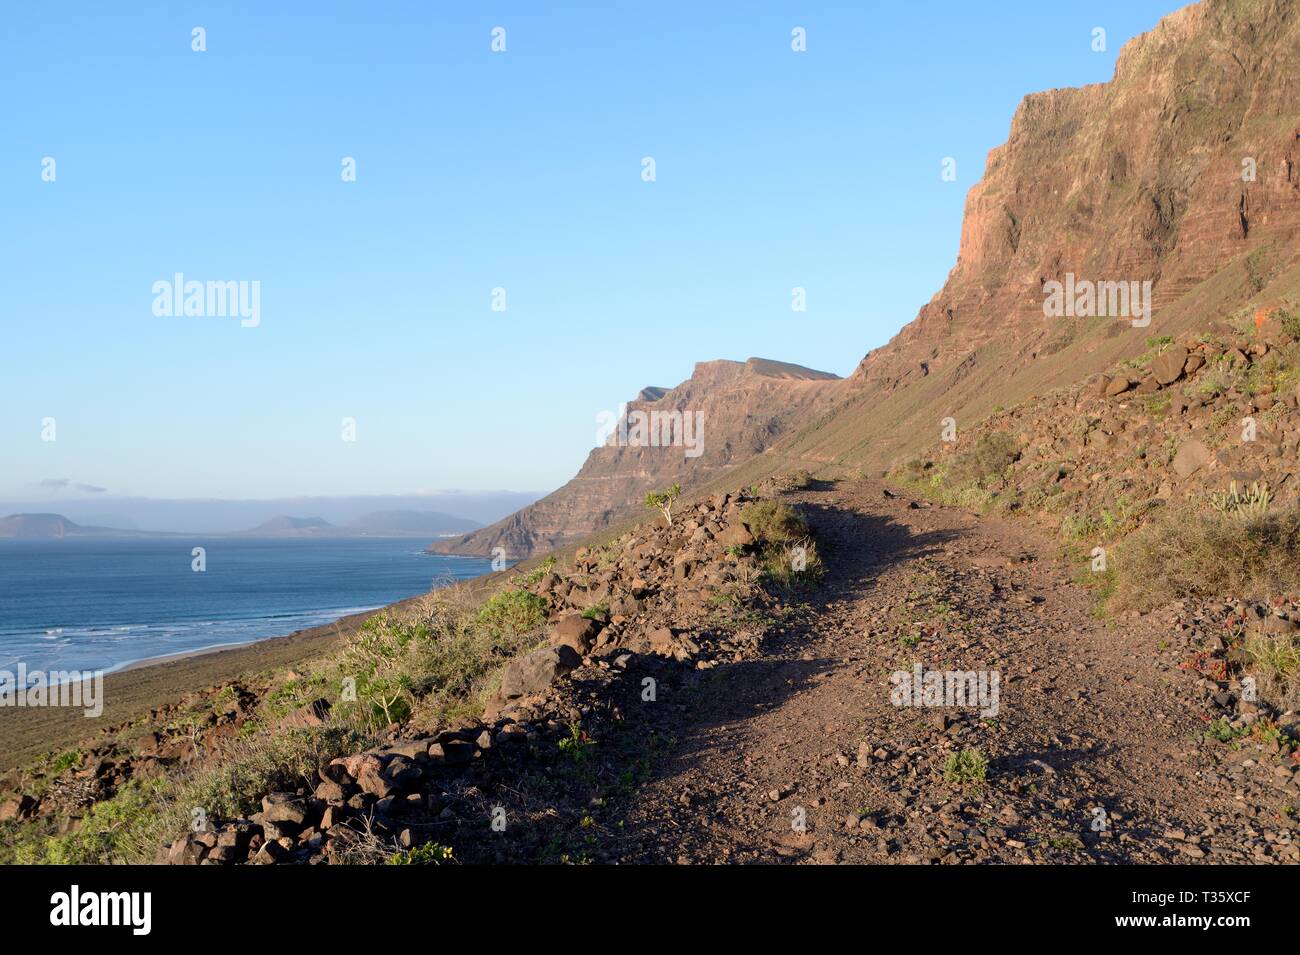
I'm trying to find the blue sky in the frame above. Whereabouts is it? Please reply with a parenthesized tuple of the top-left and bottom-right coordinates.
(0, 1, 1187, 500)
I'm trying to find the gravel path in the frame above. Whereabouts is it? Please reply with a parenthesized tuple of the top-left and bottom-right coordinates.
(608, 480, 1300, 864)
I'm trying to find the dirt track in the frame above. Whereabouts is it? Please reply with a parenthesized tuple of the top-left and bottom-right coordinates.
(606, 480, 1299, 863)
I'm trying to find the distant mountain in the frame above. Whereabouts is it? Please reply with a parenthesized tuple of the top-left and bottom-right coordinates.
(0, 492, 541, 535)
(236, 511, 483, 538)
(0, 513, 150, 539)
(239, 516, 337, 536)
(344, 510, 482, 537)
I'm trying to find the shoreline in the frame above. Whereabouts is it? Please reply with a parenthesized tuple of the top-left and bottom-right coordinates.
(0, 596, 428, 774)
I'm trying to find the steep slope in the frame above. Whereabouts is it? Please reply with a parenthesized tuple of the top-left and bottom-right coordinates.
(429, 358, 843, 558)
(731, 0, 1300, 482)
(439, 0, 1300, 560)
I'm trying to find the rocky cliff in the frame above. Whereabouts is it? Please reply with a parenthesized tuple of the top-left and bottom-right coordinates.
(442, 0, 1300, 557)
(752, 0, 1300, 477)
(428, 358, 842, 558)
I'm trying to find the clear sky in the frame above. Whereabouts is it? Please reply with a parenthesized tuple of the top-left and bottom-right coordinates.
(0, 1, 1188, 500)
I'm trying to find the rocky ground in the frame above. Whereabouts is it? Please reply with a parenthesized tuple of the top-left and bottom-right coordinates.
(140, 478, 1299, 865)
(927, 321, 1300, 526)
(606, 480, 1299, 864)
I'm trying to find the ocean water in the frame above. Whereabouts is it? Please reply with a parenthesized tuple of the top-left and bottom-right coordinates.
(0, 538, 493, 674)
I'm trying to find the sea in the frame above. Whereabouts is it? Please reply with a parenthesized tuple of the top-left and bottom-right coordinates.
(0, 538, 493, 675)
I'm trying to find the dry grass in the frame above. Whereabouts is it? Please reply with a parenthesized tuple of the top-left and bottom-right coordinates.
(1111, 506, 1300, 611)
(1245, 631, 1300, 710)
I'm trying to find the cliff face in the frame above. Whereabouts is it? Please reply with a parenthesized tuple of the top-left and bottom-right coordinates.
(754, 0, 1300, 474)
(440, 0, 1300, 559)
(429, 358, 842, 558)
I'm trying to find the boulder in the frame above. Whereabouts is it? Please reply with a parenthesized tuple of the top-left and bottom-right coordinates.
(548, 613, 600, 655)
(1104, 377, 1134, 397)
(261, 792, 309, 827)
(0, 794, 37, 822)
(428, 739, 475, 766)
(1172, 439, 1212, 478)
(647, 626, 676, 652)
(277, 698, 331, 730)
(1151, 347, 1188, 386)
(330, 753, 392, 798)
(716, 523, 754, 548)
(498, 645, 582, 699)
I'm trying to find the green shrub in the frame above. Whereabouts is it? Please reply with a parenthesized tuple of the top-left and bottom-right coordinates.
(1245, 631, 1300, 709)
(520, 556, 556, 585)
(739, 500, 809, 545)
(942, 748, 989, 786)
(476, 589, 547, 638)
(948, 432, 1020, 486)
(772, 469, 814, 492)
(388, 842, 455, 865)
(15, 726, 362, 864)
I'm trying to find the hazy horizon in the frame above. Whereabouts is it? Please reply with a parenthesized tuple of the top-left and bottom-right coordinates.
(0, 490, 543, 534)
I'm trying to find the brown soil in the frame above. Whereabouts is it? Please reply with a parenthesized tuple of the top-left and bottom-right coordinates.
(604, 480, 1299, 863)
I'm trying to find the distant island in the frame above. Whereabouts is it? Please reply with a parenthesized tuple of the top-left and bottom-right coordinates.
(0, 510, 483, 540)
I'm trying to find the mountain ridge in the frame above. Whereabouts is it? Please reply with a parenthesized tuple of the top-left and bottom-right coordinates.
(428, 357, 843, 558)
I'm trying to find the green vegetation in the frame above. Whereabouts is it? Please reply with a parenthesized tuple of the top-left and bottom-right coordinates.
(772, 469, 815, 492)
(894, 431, 1021, 515)
(48, 750, 83, 775)
(738, 500, 824, 588)
(476, 589, 548, 639)
(13, 726, 361, 865)
(519, 556, 556, 586)
(7, 585, 550, 864)
(644, 483, 682, 525)
(1204, 717, 1247, 744)
(740, 500, 809, 545)
(942, 748, 989, 786)
(1245, 631, 1300, 709)
(1208, 481, 1272, 519)
(387, 842, 455, 865)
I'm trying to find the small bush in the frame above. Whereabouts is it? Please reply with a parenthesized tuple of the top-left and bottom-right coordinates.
(942, 748, 989, 786)
(387, 842, 455, 865)
(519, 556, 556, 586)
(772, 469, 814, 492)
(739, 500, 809, 546)
(1112, 506, 1300, 610)
(948, 432, 1020, 486)
(1207, 481, 1271, 520)
(476, 589, 548, 638)
(1245, 631, 1300, 709)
